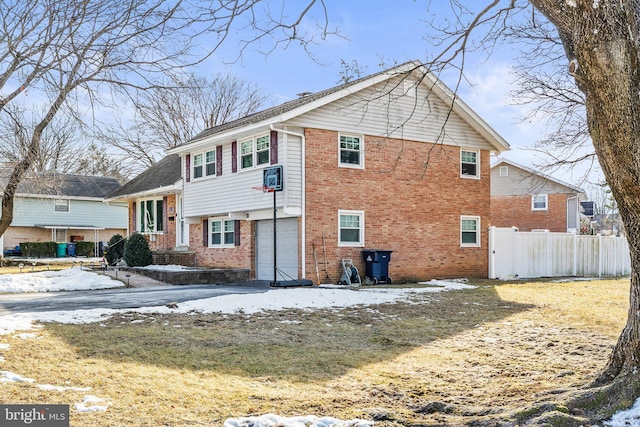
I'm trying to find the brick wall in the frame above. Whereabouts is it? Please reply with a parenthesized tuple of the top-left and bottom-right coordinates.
(128, 194, 178, 251)
(491, 193, 569, 232)
(189, 219, 253, 270)
(304, 129, 490, 283)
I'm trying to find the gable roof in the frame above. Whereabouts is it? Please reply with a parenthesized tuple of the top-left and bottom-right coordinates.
(106, 154, 181, 200)
(491, 158, 585, 194)
(0, 170, 122, 199)
(169, 61, 510, 153)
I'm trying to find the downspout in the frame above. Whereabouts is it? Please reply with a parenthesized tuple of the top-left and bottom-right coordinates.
(270, 124, 307, 279)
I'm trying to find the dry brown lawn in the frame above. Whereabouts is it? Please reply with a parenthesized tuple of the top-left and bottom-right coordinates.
(0, 277, 630, 426)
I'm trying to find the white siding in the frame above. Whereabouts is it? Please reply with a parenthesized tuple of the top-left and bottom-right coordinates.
(285, 75, 493, 151)
(183, 132, 303, 218)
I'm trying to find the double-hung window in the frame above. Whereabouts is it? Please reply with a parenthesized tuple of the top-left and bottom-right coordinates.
(210, 218, 235, 246)
(193, 153, 204, 179)
(54, 199, 70, 213)
(461, 216, 480, 247)
(532, 194, 548, 210)
(240, 134, 270, 170)
(139, 199, 164, 233)
(338, 210, 364, 246)
(339, 134, 364, 168)
(205, 150, 216, 176)
(192, 150, 216, 179)
(461, 149, 480, 178)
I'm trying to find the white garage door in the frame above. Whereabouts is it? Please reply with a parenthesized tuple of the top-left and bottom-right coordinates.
(256, 218, 298, 281)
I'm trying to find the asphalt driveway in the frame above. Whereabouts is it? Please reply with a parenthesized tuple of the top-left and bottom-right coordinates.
(0, 282, 271, 314)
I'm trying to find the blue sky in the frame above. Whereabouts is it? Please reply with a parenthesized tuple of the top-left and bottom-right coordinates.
(196, 0, 597, 186)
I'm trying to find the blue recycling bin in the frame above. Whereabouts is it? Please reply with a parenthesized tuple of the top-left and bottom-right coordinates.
(362, 249, 393, 284)
(66, 242, 77, 257)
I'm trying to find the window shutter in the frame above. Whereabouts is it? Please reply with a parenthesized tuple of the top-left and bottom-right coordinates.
(185, 154, 191, 182)
(231, 141, 237, 173)
(202, 219, 208, 246)
(270, 130, 278, 164)
(216, 145, 223, 176)
(234, 220, 241, 247)
(162, 197, 168, 232)
(132, 202, 137, 232)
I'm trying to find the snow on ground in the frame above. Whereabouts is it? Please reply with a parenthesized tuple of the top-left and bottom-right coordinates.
(0, 268, 638, 425)
(0, 267, 123, 293)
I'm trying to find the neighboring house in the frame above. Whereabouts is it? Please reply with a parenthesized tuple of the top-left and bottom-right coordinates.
(105, 154, 186, 255)
(160, 61, 509, 283)
(490, 158, 586, 233)
(1, 170, 128, 253)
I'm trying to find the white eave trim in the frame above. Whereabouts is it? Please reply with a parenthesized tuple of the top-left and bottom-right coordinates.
(103, 182, 182, 203)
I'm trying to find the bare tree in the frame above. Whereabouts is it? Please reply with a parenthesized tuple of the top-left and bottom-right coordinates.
(0, 104, 126, 178)
(98, 72, 268, 172)
(0, 0, 329, 236)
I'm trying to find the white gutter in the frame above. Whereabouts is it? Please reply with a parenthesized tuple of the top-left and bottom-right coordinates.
(270, 124, 307, 280)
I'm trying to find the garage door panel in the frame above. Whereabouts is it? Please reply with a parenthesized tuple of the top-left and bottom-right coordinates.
(257, 218, 298, 280)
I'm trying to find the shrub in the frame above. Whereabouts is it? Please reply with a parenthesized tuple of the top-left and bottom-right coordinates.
(123, 233, 152, 267)
(20, 242, 56, 258)
(75, 241, 95, 257)
(105, 234, 126, 266)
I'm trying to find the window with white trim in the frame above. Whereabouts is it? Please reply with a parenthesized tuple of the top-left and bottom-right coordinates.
(338, 210, 364, 246)
(240, 134, 270, 170)
(191, 150, 217, 179)
(193, 153, 203, 179)
(339, 134, 364, 168)
(461, 149, 480, 178)
(54, 199, 69, 213)
(205, 150, 216, 176)
(138, 198, 164, 233)
(532, 194, 548, 210)
(499, 166, 508, 177)
(461, 216, 480, 247)
(209, 218, 235, 247)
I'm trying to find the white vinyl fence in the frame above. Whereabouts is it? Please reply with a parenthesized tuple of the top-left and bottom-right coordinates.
(488, 226, 631, 279)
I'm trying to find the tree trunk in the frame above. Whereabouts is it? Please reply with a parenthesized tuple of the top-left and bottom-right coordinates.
(531, 0, 640, 383)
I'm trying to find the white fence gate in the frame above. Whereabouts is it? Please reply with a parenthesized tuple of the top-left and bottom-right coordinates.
(488, 226, 631, 279)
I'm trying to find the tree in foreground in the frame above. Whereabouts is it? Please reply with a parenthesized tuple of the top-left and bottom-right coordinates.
(0, 0, 330, 236)
(420, 0, 640, 422)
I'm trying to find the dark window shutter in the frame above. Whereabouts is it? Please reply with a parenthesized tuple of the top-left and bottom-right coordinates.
(231, 141, 237, 173)
(185, 154, 191, 182)
(132, 202, 137, 232)
(270, 130, 278, 164)
(162, 197, 168, 232)
(216, 145, 223, 176)
(234, 220, 241, 246)
(202, 219, 208, 247)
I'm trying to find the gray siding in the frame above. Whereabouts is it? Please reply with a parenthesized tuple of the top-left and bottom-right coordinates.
(12, 197, 128, 228)
(285, 75, 494, 150)
(491, 165, 576, 196)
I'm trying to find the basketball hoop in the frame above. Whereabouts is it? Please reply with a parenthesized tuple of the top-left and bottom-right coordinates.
(251, 185, 274, 200)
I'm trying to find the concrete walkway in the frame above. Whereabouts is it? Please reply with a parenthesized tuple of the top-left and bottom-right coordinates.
(101, 269, 167, 288)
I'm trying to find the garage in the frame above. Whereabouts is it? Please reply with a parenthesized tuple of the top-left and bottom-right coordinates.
(256, 218, 299, 281)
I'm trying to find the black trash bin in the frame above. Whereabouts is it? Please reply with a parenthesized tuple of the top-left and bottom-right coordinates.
(362, 249, 393, 284)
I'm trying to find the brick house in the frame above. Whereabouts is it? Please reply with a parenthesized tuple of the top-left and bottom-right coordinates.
(490, 158, 586, 233)
(1, 170, 127, 254)
(163, 61, 509, 283)
(105, 154, 194, 264)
